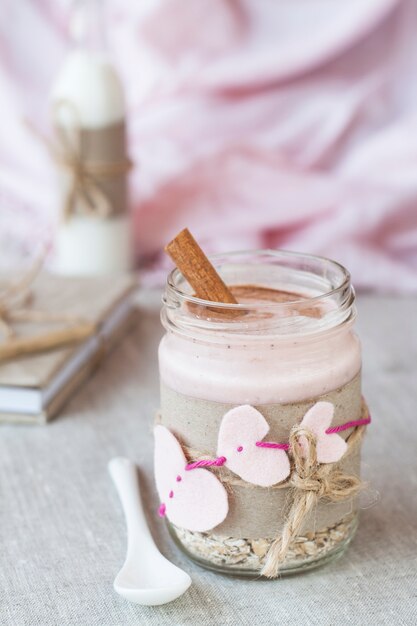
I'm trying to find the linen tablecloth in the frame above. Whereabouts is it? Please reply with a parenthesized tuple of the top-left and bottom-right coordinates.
(1, 292, 416, 625)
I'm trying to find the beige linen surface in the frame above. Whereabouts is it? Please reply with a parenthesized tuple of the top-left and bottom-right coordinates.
(0, 293, 416, 626)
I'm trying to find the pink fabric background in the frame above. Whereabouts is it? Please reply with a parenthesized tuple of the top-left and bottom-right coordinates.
(1, 0, 417, 291)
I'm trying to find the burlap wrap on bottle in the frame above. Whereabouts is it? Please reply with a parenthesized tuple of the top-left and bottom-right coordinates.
(55, 120, 129, 219)
(157, 372, 362, 539)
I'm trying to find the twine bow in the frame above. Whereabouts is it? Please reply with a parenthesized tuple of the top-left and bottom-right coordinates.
(32, 100, 132, 220)
(261, 424, 364, 578)
(0, 253, 95, 362)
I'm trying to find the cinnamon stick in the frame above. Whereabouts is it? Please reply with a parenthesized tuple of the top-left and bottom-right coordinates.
(165, 228, 238, 304)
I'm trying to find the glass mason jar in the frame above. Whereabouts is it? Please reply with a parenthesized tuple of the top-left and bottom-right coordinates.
(158, 250, 365, 576)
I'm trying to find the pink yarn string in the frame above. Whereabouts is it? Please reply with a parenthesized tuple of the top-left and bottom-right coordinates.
(158, 413, 371, 516)
(185, 414, 371, 471)
(185, 456, 227, 471)
(256, 441, 289, 450)
(257, 414, 371, 449)
(326, 415, 371, 433)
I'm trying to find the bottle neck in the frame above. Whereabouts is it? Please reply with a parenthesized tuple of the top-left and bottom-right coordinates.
(70, 0, 107, 53)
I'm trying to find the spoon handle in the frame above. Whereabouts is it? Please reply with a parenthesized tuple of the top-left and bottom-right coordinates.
(108, 457, 155, 550)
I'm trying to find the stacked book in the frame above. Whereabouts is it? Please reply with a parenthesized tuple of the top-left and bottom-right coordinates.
(0, 273, 137, 423)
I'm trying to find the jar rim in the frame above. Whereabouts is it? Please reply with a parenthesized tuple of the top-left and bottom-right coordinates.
(166, 248, 351, 310)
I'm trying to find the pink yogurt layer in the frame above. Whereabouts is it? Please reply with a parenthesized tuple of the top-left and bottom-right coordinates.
(159, 285, 361, 404)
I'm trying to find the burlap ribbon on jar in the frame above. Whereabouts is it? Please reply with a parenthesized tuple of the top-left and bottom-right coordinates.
(0, 254, 95, 362)
(180, 399, 368, 578)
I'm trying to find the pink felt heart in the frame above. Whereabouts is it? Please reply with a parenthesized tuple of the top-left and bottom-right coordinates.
(154, 425, 228, 532)
(217, 405, 290, 487)
(299, 401, 347, 463)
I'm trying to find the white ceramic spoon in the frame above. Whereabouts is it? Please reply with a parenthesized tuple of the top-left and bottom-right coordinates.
(108, 457, 192, 606)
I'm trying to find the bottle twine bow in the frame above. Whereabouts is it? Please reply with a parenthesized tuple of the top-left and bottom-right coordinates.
(261, 424, 365, 578)
(30, 100, 132, 221)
